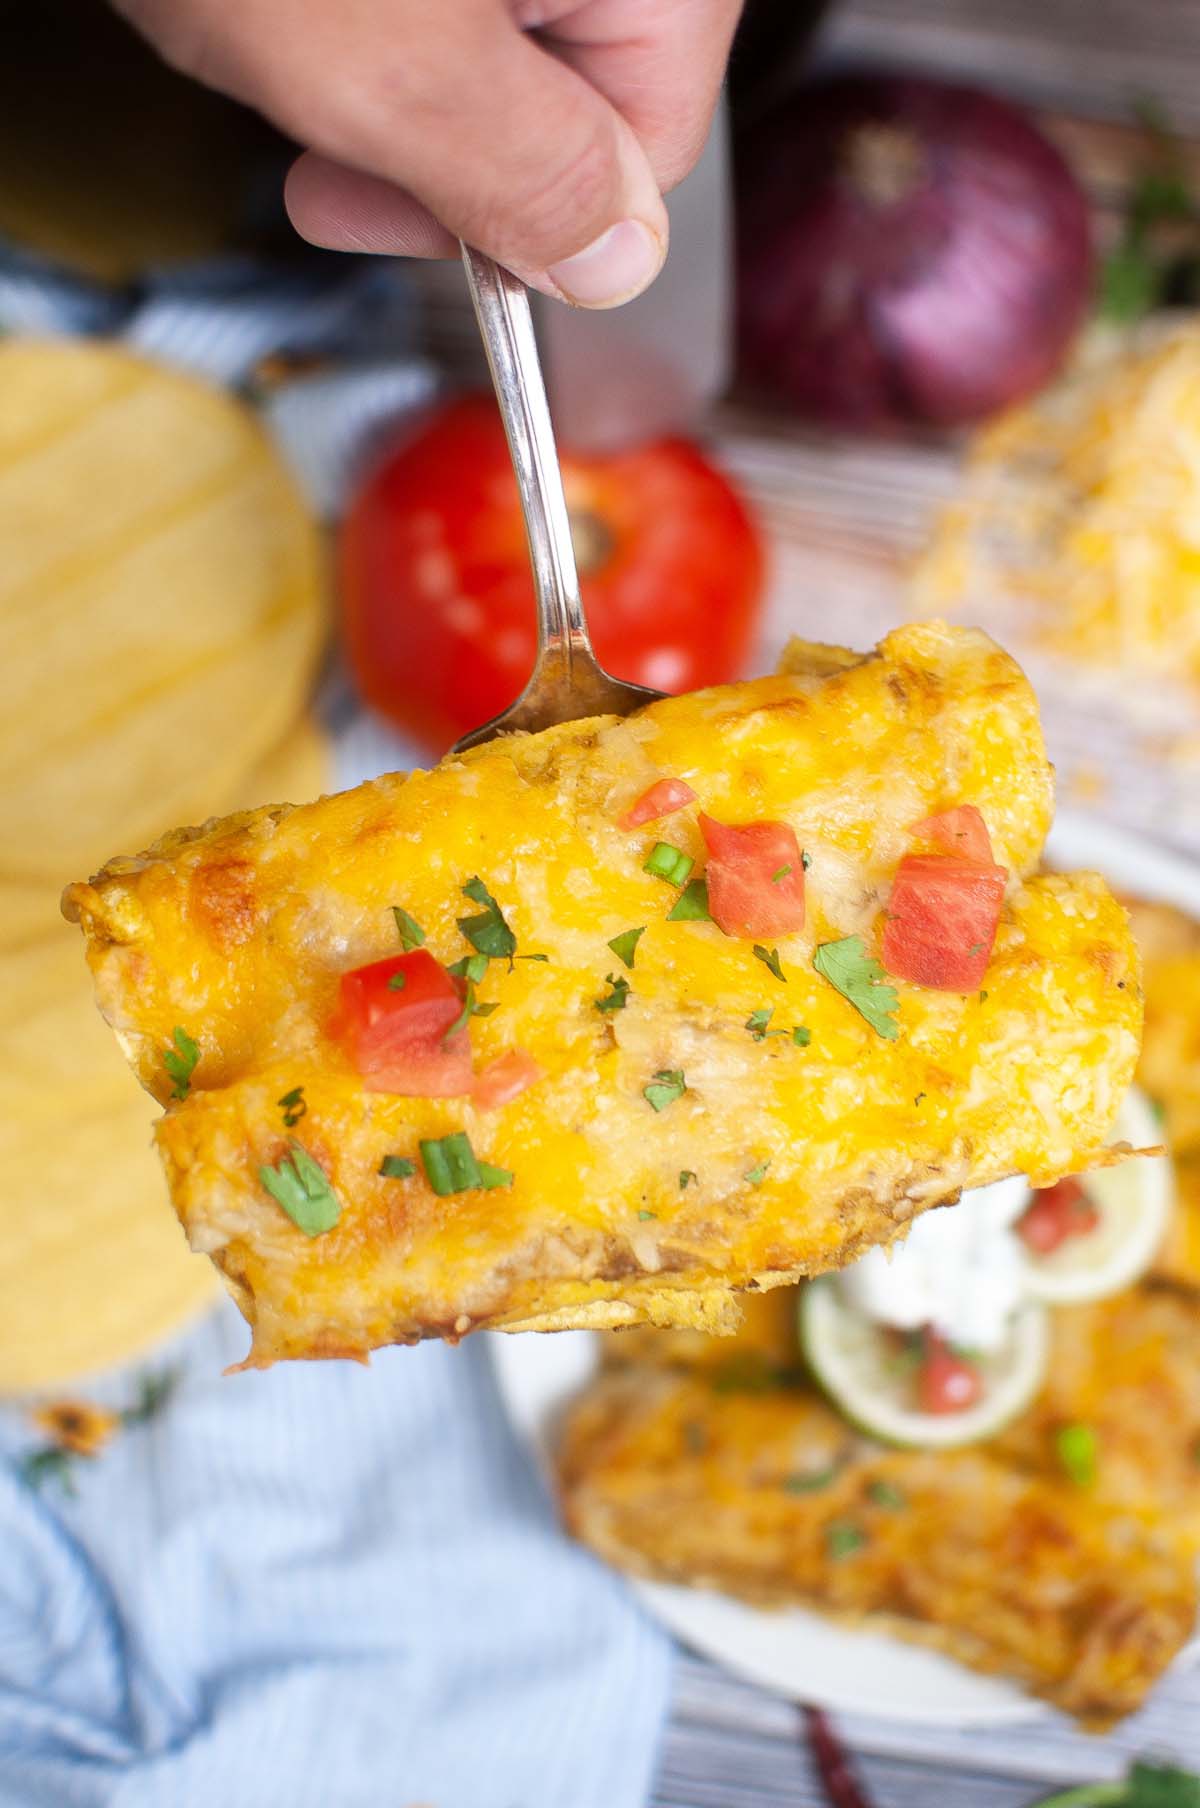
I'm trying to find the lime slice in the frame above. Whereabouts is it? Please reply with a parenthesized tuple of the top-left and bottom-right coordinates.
(1020, 1085, 1172, 1305)
(799, 1280, 1049, 1450)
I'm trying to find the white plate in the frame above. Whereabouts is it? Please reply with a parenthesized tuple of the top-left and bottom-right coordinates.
(490, 813, 1200, 1725)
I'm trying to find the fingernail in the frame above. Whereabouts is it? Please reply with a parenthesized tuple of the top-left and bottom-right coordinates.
(545, 219, 664, 308)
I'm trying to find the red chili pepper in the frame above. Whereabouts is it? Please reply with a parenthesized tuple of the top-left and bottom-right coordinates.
(802, 1706, 876, 1808)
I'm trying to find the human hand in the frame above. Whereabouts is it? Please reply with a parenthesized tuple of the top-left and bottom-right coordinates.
(113, 0, 743, 306)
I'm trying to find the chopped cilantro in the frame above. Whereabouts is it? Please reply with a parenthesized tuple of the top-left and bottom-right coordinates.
(813, 936, 900, 1039)
(643, 842, 694, 886)
(825, 1520, 866, 1560)
(387, 971, 407, 991)
(1056, 1422, 1098, 1489)
(783, 1467, 836, 1494)
(679, 1170, 697, 1190)
(259, 1142, 340, 1237)
(744, 1159, 770, 1187)
(770, 864, 792, 883)
(391, 905, 425, 951)
(595, 973, 630, 1014)
(792, 1025, 811, 1048)
(443, 975, 498, 1041)
(458, 876, 516, 965)
(745, 1007, 780, 1040)
(608, 927, 645, 969)
(517, 952, 550, 963)
(801, 851, 812, 870)
(379, 1155, 416, 1180)
(867, 1478, 906, 1510)
(668, 877, 710, 921)
(162, 1026, 199, 1101)
(753, 944, 786, 983)
(278, 1085, 307, 1128)
(644, 1069, 686, 1112)
(419, 1131, 512, 1195)
(638, 1209, 657, 1221)
(447, 952, 489, 985)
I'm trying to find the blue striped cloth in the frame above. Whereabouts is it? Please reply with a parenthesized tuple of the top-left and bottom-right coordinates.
(0, 245, 671, 1808)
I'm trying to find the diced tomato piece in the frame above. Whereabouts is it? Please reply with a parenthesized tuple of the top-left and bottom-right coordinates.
(619, 777, 697, 830)
(330, 949, 472, 1097)
(697, 813, 806, 938)
(1016, 1177, 1100, 1256)
(882, 853, 1006, 991)
(472, 1048, 541, 1109)
(917, 1331, 984, 1415)
(912, 805, 994, 864)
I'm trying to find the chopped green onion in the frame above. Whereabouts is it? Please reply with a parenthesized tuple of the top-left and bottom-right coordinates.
(643, 842, 694, 887)
(792, 1025, 811, 1048)
(867, 1479, 906, 1510)
(379, 1155, 416, 1180)
(476, 1161, 514, 1190)
(753, 944, 786, 983)
(162, 1026, 200, 1101)
(643, 1068, 686, 1112)
(679, 1170, 697, 1191)
(667, 878, 710, 921)
(391, 905, 426, 951)
(595, 973, 630, 1014)
(260, 1142, 340, 1237)
(419, 1132, 512, 1195)
(825, 1520, 866, 1560)
(744, 1160, 770, 1187)
(1056, 1422, 1098, 1488)
(608, 927, 645, 969)
(457, 876, 516, 964)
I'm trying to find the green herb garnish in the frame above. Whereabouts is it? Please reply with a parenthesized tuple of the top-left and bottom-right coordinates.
(744, 1159, 770, 1187)
(638, 1209, 657, 1221)
(443, 975, 499, 1042)
(825, 1520, 866, 1560)
(746, 1007, 781, 1040)
(644, 842, 694, 887)
(679, 1170, 697, 1190)
(278, 1085, 307, 1128)
(391, 905, 426, 951)
(595, 973, 630, 1014)
(458, 876, 516, 965)
(801, 851, 812, 870)
(379, 1155, 416, 1180)
(771, 864, 792, 883)
(867, 1478, 906, 1510)
(387, 971, 407, 991)
(792, 1025, 811, 1048)
(813, 936, 900, 1039)
(783, 1467, 836, 1494)
(447, 951, 489, 984)
(419, 1132, 512, 1196)
(644, 1069, 686, 1112)
(753, 944, 786, 983)
(1056, 1422, 1098, 1489)
(667, 878, 710, 921)
(259, 1142, 341, 1237)
(608, 927, 645, 969)
(162, 1026, 200, 1101)
(517, 952, 550, 963)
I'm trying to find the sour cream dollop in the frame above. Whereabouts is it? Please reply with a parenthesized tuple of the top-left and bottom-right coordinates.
(837, 1174, 1033, 1352)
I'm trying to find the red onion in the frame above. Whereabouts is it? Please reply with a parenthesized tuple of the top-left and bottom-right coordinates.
(736, 73, 1093, 429)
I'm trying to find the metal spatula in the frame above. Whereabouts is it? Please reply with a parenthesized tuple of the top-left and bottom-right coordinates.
(449, 245, 665, 756)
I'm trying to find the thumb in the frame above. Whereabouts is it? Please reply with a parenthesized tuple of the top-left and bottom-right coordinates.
(283, 12, 669, 305)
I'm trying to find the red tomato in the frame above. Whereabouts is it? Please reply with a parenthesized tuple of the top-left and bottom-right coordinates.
(619, 777, 697, 830)
(698, 813, 806, 938)
(917, 1332, 984, 1415)
(882, 854, 1006, 991)
(912, 805, 994, 864)
(1016, 1177, 1100, 1255)
(330, 949, 472, 1097)
(339, 395, 764, 753)
(472, 1048, 541, 1109)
